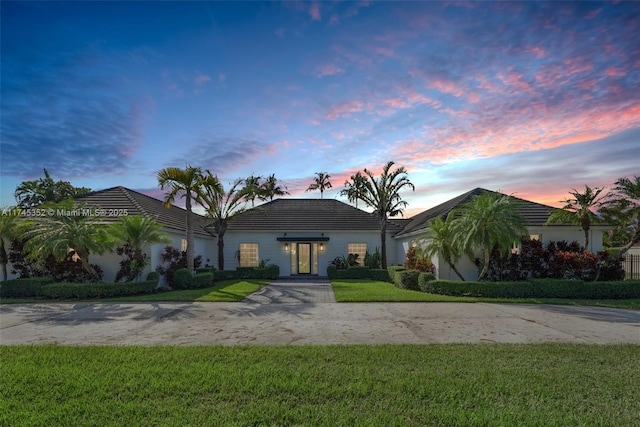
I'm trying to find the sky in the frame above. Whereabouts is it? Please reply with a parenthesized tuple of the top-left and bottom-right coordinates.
(1, 1, 639, 217)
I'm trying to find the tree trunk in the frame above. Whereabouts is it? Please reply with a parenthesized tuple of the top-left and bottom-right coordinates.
(1, 239, 8, 281)
(610, 228, 640, 262)
(446, 259, 466, 281)
(185, 194, 195, 272)
(217, 233, 225, 271)
(380, 220, 387, 269)
(583, 227, 590, 250)
(477, 248, 490, 281)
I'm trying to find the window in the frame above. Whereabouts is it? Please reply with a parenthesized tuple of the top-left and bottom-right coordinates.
(239, 243, 259, 267)
(348, 243, 367, 266)
(181, 239, 188, 252)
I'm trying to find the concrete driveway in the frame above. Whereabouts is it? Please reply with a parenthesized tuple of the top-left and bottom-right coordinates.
(1, 279, 639, 345)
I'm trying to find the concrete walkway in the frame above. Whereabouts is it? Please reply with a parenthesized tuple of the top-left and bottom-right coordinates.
(1, 279, 639, 345)
(242, 278, 336, 304)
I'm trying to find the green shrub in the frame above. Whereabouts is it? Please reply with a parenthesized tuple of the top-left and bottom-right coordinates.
(196, 267, 216, 274)
(327, 266, 391, 281)
(40, 280, 158, 299)
(369, 269, 391, 282)
(422, 279, 640, 299)
(418, 272, 436, 292)
(395, 270, 420, 291)
(191, 273, 214, 288)
(173, 268, 193, 289)
(146, 271, 160, 282)
(213, 270, 238, 281)
(235, 265, 279, 280)
(327, 265, 338, 279)
(387, 266, 406, 287)
(0, 277, 55, 298)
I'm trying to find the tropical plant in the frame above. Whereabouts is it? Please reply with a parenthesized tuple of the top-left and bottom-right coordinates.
(0, 207, 31, 281)
(546, 185, 606, 250)
(451, 191, 528, 281)
(157, 165, 205, 272)
(355, 161, 415, 269)
(243, 174, 263, 207)
(340, 171, 367, 208)
(155, 245, 203, 285)
(260, 174, 289, 201)
(110, 215, 171, 281)
(200, 172, 248, 270)
(403, 246, 436, 273)
(14, 168, 91, 209)
(421, 215, 469, 281)
(21, 201, 112, 282)
(306, 172, 332, 199)
(601, 176, 640, 260)
(364, 247, 382, 269)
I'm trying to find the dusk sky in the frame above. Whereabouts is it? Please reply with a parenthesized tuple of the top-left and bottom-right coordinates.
(2, 1, 638, 217)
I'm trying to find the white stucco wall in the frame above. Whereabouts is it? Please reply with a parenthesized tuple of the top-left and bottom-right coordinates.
(222, 229, 396, 276)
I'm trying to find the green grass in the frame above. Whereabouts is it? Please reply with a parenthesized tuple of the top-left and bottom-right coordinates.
(332, 279, 640, 309)
(0, 279, 270, 304)
(1, 344, 639, 426)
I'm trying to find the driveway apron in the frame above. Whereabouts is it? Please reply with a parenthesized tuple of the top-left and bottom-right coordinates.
(242, 278, 336, 304)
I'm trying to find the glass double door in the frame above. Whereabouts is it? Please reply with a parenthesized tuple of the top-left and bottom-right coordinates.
(290, 243, 318, 275)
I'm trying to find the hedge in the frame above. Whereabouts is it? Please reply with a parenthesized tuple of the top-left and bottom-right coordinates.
(40, 279, 159, 299)
(235, 265, 280, 280)
(395, 270, 420, 291)
(327, 265, 391, 281)
(418, 272, 436, 292)
(0, 277, 55, 298)
(421, 279, 640, 299)
(172, 268, 214, 289)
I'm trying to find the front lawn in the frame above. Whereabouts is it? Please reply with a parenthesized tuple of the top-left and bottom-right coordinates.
(331, 279, 640, 309)
(0, 279, 270, 304)
(1, 344, 638, 426)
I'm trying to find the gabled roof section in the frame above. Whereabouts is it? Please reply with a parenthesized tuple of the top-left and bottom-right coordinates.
(75, 186, 211, 236)
(223, 198, 404, 232)
(396, 188, 561, 238)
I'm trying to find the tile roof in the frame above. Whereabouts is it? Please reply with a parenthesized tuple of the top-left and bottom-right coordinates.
(223, 198, 405, 233)
(75, 186, 212, 236)
(395, 187, 561, 237)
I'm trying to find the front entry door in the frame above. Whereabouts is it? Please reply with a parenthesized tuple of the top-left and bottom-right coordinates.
(298, 243, 311, 274)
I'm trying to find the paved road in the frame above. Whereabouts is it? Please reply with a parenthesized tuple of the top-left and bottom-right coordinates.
(1, 279, 639, 345)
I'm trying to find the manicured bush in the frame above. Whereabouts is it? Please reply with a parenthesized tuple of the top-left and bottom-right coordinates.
(40, 279, 158, 299)
(0, 277, 55, 298)
(395, 270, 420, 291)
(196, 267, 216, 274)
(422, 279, 640, 299)
(213, 270, 238, 281)
(191, 272, 214, 288)
(418, 272, 436, 292)
(173, 268, 193, 289)
(387, 266, 405, 286)
(235, 265, 279, 280)
(327, 266, 391, 281)
(146, 271, 160, 282)
(369, 269, 391, 282)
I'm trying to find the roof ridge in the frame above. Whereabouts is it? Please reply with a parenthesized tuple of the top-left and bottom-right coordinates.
(118, 186, 149, 217)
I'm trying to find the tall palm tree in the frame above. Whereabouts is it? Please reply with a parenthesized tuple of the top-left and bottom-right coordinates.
(109, 215, 171, 281)
(357, 161, 415, 268)
(0, 207, 30, 281)
(260, 174, 289, 201)
(243, 174, 263, 207)
(306, 172, 332, 199)
(451, 191, 528, 281)
(340, 171, 367, 208)
(157, 165, 205, 272)
(199, 172, 247, 270)
(421, 215, 469, 281)
(602, 176, 640, 260)
(22, 202, 112, 281)
(546, 185, 606, 250)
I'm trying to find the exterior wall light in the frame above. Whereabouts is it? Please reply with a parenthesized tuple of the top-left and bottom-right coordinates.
(284, 243, 290, 252)
(319, 243, 324, 252)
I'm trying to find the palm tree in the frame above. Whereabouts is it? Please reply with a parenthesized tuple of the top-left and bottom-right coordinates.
(22, 202, 112, 281)
(14, 168, 91, 209)
(546, 185, 606, 250)
(451, 191, 528, 281)
(357, 161, 415, 268)
(0, 207, 30, 281)
(340, 171, 367, 208)
(157, 165, 205, 272)
(200, 172, 247, 270)
(260, 174, 289, 201)
(243, 174, 263, 207)
(421, 215, 469, 281)
(602, 176, 640, 260)
(109, 215, 171, 281)
(306, 172, 332, 199)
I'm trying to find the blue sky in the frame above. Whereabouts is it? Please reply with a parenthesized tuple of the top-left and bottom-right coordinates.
(2, 1, 638, 216)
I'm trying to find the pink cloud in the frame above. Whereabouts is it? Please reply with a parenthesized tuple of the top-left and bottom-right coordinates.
(316, 63, 345, 78)
(585, 8, 602, 19)
(326, 99, 365, 119)
(375, 47, 394, 57)
(309, 3, 321, 21)
(428, 79, 466, 98)
(604, 67, 627, 77)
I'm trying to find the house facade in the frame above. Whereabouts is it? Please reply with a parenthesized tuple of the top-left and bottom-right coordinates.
(7, 186, 606, 282)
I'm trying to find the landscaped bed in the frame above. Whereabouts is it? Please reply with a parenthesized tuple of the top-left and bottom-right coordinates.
(1, 344, 638, 426)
